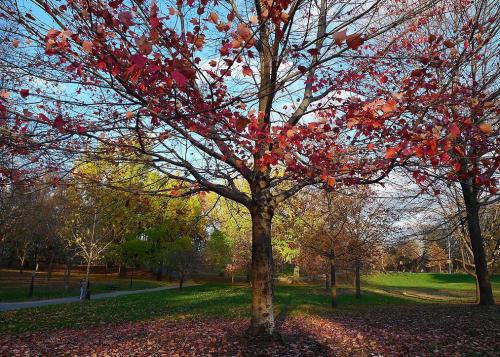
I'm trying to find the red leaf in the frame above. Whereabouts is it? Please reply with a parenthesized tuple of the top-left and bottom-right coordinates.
(385, 147, 398, 159)
(346, 33, 364, 50)
(135, 37, 152, 55)
(478, 123, 492, 135)
(172, 70, 188, 87)
(150, 17, 160, 28)
(38, 113, 49, 123)
(209, 12, 219, 24)
(19, 89, 29, 98)
(333, 30, 347, 46)
(443, 39, 455, 48)
(235, 118, 250, 132)
(307, 48, 320, 56)
(236, 23, 251, 41)
(242, 66, 253, 77)
(118, 11, 134, 27)
(109, 0, 123, 9)
(411, 68, 424, 77)
(381, 100, 397, 114)
(448, 123, 460, 139)
(53, 114, 65, 130)
(46, 29, 60, 38)
(82, 41, 93, 53)
(130, 53, 148, 68)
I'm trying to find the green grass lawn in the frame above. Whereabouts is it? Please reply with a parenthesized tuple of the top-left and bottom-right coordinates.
(0, 270, 176, 302)
(0, 283, 417, 335)
(363, 272, 500, 301)
(2, 273, 498, 335)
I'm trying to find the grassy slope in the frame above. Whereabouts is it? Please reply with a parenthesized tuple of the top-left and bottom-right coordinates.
(363, 272, 500, 300)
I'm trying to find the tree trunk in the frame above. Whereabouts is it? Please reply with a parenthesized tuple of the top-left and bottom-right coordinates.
(179, 273, 184, 290)
(355, 263, 361, 299)
(63, 263, 70, 291)
(67, 262, 72, 279)
(231, 273, 234, 285)
(248, 204, 275, 336)
(28, 245, 39, 297)
(47, 251, 55, 280)
(474, 275, 480, 304)
(28, 272, 35, 297)
(85, 259, 91, 283)
(330, 257, 337, 308)
(461, 182, 495, 305)
(19, 257, 25, 274)
(118, 263, 127, 278)
(325, 268, 331, 290)
(156, 261, 163, 281)
(246, 267, 251, 285)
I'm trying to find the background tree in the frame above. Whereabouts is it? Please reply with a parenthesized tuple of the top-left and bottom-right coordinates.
(279, 188, 389, 306)
(425, 242, 448, 273)
(351, 0, 499, 305)
(205, 229, 232, 276)
(207, 195, 252, 283)
(393, 240, 423, 273)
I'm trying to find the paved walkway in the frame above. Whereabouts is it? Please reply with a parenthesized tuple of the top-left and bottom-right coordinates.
(0, 284, 195, 312)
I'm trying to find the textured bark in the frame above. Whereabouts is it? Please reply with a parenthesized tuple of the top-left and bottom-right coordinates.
(19, 259, 25, 274)
(461, 182, 495, 305)
(63, 263, 70, 291)
(85, 260, 91, 283)
(474, 276, 480, 304)
(156, 262, 163, 281)
(330, 257, 337, 308)
(179, 273, 185, 290)
(28, 272, 35, 297)
(248, 202, 275, 336)
(46, 252, 55, 280)
(355, 264, 361, 299)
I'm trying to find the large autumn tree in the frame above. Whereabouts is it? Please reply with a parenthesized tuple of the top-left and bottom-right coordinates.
(1, 0, 440, 334)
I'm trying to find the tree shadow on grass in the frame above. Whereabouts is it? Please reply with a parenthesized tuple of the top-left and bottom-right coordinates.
(1, 314, 331, 356)
(310, 303, 500, 356)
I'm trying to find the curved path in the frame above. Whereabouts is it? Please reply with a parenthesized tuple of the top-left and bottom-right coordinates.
(0, 284, 196, 312)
